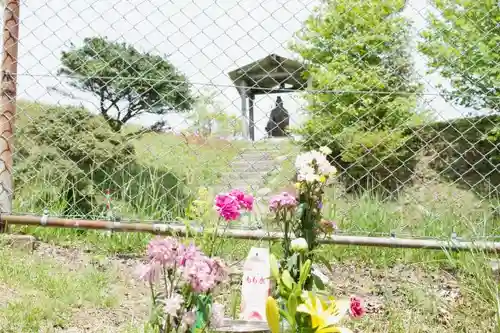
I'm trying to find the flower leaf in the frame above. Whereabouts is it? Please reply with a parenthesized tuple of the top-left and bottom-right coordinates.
(298, 259, 312, 288)
(270, 254, 280, 280)
(281, 270, 295, 290)
(315, 254, 333, 273)
(312, 272, 326, 290)
(287, 293, 298, 319)
(286, 253, 299, 271)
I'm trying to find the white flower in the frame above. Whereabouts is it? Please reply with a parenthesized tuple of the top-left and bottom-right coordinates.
(318, 163, 337, 176)
(297, 165, 315, 180)
(304, 173, 320, 183)
(309, 150, 325, 165)
(295, 152, 312, 170)
(319, 146, 332, 155)
(291, 238, 308, 252)
(163, 293, 184, 317)
(296, 150, 336, 178)
(210, 303, 225, 328)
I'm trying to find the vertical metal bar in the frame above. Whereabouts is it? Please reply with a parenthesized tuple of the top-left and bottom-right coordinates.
(248, 93, 255, 141)
(238, 81, 248, 140)
(0, 0, 20, 232)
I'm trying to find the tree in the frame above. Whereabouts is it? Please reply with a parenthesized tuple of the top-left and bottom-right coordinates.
(59, 36, 194, 132)
(419, 0, 499, 112)
(187, 90, 242, 138)
(187, 91, 220, 137)
(291, 0, 423, 193)
(220, 114, 243, 138)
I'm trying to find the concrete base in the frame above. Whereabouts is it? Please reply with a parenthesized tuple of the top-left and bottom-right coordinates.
(0, 234, 36, 252)
(215, 319, 269, 332)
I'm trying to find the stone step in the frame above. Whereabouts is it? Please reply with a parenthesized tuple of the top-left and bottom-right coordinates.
(218, 174, 266, 184)
(233, 152, 275, 161)
(231, 158, 276, 166)
(242, 146, 282, 152)
(228, 162, 279, 173)
(214, 183, 262, 193)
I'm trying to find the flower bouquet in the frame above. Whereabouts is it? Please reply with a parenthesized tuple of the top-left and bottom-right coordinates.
(265, 147, 366, 332)
(136, 237, 228, 333)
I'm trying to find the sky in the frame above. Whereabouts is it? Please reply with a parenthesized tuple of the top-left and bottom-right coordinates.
(15, 0, 475, 140)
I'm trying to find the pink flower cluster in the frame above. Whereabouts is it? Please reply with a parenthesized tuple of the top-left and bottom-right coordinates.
(268, 192, 298, 212)
(138, 237, 228, 293)
(215, 189, 253, 221)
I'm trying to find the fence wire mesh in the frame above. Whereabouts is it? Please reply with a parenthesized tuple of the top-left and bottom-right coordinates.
(4, 0, 499, 241)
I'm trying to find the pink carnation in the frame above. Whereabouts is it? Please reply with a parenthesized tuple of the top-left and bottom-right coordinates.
(182, 309, 196, 328)
(349, 296, 365, 319)
(147, 237, 180, 268)
(269, 192, 297, 212)
(183, 255, 228, 293)
(135, 262, 160, 283)
(229, 189, 254, 211)
(215, 194, 241, 221)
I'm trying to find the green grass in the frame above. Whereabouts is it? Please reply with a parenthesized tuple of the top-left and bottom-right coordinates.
(0, 247, 123, 332)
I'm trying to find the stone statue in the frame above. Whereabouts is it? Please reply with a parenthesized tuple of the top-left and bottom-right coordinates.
(265, 96, 289, 137)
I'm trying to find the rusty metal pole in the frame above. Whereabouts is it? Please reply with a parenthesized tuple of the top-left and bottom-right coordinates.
(0, 0, 20, 232)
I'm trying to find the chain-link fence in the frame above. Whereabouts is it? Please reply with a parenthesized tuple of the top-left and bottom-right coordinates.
(3, 0, 499, 241)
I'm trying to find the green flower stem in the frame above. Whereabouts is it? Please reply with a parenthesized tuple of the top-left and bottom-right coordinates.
(213, 218, 231, 256)
(283, 209, 290, 260)
(149, 281, 156, 305)
(207, 217, 222, 257)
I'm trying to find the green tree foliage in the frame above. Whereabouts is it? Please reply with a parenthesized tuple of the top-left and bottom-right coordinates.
(218, 114, 243, 138)
(59, 36, 194, 132)
(188, 90, 243, 138)
(291, 0, 424, 194)
(419, 0, 499, 112)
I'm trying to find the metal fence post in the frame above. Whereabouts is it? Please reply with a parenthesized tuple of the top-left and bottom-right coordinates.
(0, 0, 20, 232)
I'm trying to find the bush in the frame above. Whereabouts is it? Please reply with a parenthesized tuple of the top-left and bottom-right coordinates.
(14, 105, 188, 219)
(412, 115, 500, 198)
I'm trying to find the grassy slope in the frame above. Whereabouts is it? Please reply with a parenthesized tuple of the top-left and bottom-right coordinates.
(12, 100, 241, 251)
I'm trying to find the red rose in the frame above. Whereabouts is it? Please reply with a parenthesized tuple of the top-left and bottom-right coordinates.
(349, 296, 365, 319)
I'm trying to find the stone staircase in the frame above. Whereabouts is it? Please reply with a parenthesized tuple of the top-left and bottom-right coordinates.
(215, 140, 290, 225)
(217, 147, 280, 193)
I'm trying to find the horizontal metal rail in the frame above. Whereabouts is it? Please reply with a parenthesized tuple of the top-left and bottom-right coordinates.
(2, 214, 500, 253)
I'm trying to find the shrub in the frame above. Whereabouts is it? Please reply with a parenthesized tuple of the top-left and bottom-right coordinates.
(412, 115, 500, 198)
(15, 105, 187, 219)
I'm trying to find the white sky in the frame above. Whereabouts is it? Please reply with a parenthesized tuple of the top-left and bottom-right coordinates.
(16, 0, 475, 140)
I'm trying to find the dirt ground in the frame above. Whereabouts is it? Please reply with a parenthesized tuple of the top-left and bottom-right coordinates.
(0, 240, 495, 332)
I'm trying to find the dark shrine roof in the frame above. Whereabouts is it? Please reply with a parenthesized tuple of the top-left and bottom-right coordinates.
(228, 54, 308, 95)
